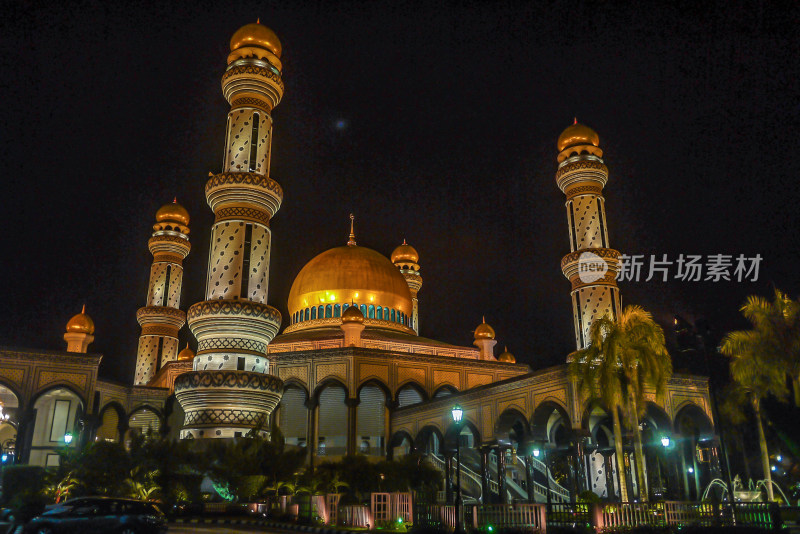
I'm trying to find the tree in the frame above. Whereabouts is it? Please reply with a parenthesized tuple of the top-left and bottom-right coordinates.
(718, 383, 752, 482)
(721, 326, 788, 501)
(722, 290, 800, 406)
(569, 305, 673, 502)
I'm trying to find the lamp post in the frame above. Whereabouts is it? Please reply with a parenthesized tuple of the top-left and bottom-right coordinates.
(451, 404, 463, 534)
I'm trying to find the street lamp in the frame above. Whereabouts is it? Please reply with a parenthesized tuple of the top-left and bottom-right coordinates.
(451, 405, 464, 534)
(661, 436, 670, 448)
(63, 433, 73, 445)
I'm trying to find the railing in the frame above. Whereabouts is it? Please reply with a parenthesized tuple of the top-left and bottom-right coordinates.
(473, 503, 548, 532)
(428, 454, 485, 500)
(663, 501, 717, 526)
(522, 455, 571, 503)
(599, 502, 663, 529)
(414, 504, 457, 531)
(546, 502, 591, 530)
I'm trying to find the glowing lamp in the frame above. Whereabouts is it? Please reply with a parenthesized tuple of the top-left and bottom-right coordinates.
(771, 465, 777, 472)
(1, 454, 7, 462)
(64, 433, 73, 444)
(451, 404, 463, 423)
(661, 436, 670, 448)
(776, 455, 782, 462)
(687, 467, 694, 474)
(533, 448, 540, 458)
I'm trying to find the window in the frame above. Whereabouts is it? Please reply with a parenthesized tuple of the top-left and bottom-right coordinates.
(360, 439, 370, 453)
(325, 304, 332, 318)
(368, 305, 375, 319)
(334, 304, 341, 317)
(163, 265, 172, 306)
(377, 307, 383, 320)
(241, 224, 253, 298)
(391, 309, 396, 322)
(311, 307, 316, 320)
(248, 113, 260, 172)
(237, 357, 245, 371)
(49, 399, 71, 442)
(360, 304, 367, 317)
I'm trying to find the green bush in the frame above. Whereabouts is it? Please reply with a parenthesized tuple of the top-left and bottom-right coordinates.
(1, 465, 47, 522)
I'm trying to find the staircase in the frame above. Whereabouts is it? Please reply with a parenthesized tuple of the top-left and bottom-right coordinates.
(425, 451, 570, 504)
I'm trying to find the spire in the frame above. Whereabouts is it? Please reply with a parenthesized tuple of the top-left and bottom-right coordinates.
(574, 117, 578, 125)
(256, 17, 260, 24)
(347, 213, 357, 246)
(173, 197, 177, 203)
(81, 303, 86, 314)
(403, 238, 407, 245)
(482, 315, 486, 323)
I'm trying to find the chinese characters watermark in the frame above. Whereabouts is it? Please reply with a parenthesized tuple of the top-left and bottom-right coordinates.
(616, 254, 762, 282)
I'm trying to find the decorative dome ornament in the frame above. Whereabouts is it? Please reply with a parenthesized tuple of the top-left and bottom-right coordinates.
(155, 198, 190, 226)
(177, 342, 195, 362)
(498, 346, 516, 363)
(229, 20, 282, 58)
(391, 239, 420, 265)
(66, 304, 95, 335)
(342, 305, 365, 324)
(473, 316, 495, 340)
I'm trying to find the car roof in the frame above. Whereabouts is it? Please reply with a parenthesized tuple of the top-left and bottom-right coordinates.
(62, 497, 154, 504)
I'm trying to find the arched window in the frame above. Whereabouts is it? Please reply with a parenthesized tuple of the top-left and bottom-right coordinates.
(163, 265, 172, 306)
(368, 305, 375, 319)
(360, 304, 367, 317)
(325, 304, 332, 318)
(391, 309, 396, 322)
(342, 303, 349, 311)
(311, 307, 317, 320)
(304, 308, 310, 321)
(248, 112, 260, 172)
(334, 304, 341, 317)
(318, 305, 324, 319)
(377, 307, 383, 320)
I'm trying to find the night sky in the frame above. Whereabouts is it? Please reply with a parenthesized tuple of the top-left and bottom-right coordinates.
(1, 1, 798, 384)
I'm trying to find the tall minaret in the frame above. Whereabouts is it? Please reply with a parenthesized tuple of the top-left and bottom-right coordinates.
(391, 240, 421, 334)
(134, 200, 191, 385)
(175, 21, 285, 440)
(556, 121, 621, 350)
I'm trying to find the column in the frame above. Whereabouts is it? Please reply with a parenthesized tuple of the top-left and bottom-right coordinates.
(603, 452, 616, 499)
(14, 409, 36, 464)
(524, 454, 535, 504)
(497, 447, 508, 504)
(445, 453, 454, 504)
(346, 398, 359, 456)
(305, 397, 318, 466)
(480, 448, 490, 504)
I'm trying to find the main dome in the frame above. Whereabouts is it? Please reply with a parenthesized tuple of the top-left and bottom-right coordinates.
(287, 245, 413, 332)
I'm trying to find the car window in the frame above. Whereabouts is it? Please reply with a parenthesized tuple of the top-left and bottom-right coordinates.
(71, 504, 99, 516)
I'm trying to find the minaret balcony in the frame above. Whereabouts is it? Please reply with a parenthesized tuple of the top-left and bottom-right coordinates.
(187, 299, 281, 347)
(205, 172, 283, 219)
(136, 306, 186, 328)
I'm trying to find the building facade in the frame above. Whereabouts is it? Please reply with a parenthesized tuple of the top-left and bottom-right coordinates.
(0, 22, 716, 503)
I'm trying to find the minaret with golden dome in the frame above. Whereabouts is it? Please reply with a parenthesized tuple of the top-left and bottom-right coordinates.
(134, 200, 191, 385)
(473, 317, 497, 360)
(64, 305, 95, 353)
(175, 21, 285, 440)
(556, 121, 621, 350)
(392, 240, 422, 334)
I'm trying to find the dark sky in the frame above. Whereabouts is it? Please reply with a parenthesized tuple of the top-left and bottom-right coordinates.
(1, 1, 798, 384)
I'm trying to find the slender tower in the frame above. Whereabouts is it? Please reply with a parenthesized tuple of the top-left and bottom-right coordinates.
(557, 122, 621, 350)
(175, 22, 285, 439)
(64, 305, 95, 353)
(134, 200, 191, 385)
(391, 240, 421, 334)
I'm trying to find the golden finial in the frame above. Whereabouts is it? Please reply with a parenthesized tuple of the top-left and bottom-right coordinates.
(574, 117, 578, 125)
(403, 238, 407, 245)
(173, 197, 177, 203)
(482, 315, 486, 323)
(347, 213, 356, 246)
(82, 303, 86, 314)
(256, 17, 260, 24)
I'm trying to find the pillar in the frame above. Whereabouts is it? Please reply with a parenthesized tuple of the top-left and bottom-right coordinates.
(524, 454, 535, 504)
(497, 447, 508, 504)
(445, 453, 454, 504)
(346, 398, 359, 456)
(305, 397, 318, 466)
(480, 447, 490, 504)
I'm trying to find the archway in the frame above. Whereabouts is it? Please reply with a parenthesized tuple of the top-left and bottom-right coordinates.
(580, 400, 625, 500)
(640, 402, 675, 499)
(389, 430, 415, 459)
(356, 381, 390, 456)
(674, 403, 715, 500)
(279, 384, 309, 448)
(127, 405, 162, 442)
(433, 385, 458, 399)
(0, 384, 20, 464)
(316, 381, 348, 457)
(395, 383, 427, 407)
(29, 387, 85, 467)
(96, 402, 126, 443)
(414, 425, 444, 456)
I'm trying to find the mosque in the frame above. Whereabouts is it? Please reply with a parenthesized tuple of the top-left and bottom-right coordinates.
(0, 22, 717, 502)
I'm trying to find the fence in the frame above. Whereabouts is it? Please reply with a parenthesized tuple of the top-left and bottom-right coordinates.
(414, 504, 457, 531)
(545, 502, 591, 530)
(473, 503, 548, 533)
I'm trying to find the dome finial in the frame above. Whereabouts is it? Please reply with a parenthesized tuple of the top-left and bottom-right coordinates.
(173, 197, 177, 203)
(256, 17, 260, 24)
(482, 315, 486, 323)
(81, 303, 86, 314)
(348, 213, 356, 246)
(574, 117, 578, 125)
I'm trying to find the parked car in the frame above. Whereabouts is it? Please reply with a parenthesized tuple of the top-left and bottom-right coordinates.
(24, 497, 166, 534)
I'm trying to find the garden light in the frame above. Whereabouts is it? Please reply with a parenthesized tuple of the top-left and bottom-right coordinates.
(661, 436, 670, 447)
(451, 404, 463, 423)
(64, 433, 73, 444)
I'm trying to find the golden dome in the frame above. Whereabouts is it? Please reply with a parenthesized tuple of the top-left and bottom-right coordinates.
(498, 347, 516, 363)
(391, 240, 419, 264)
(342, 305, 365, 323)
(155, 199, 190, 226)
(474, 317, 495, 340)
(230, 21, 282, 58)
(177, 343, 195, 362)
(288, 245, 413, 321)
(66, 305, 95, 335)
(557, 121, 600, 152)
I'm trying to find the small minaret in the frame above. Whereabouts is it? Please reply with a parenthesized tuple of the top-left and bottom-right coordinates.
(64, 305, 95, 353)
(556, 121, 621, 350)
(473, 317, 497, 360)
(391, 240, 422, 334)
(134, 200, 191, 385)
(340, 305, 365, 347)
(176, 21, 286, 440)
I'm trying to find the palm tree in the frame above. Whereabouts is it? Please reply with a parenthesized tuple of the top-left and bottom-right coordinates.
(570, 305, 672, 502)
(724, 290, 800, 406)
(721, 329, 788, 501)
(718, 383, 752, 483)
